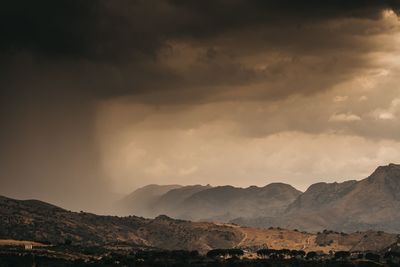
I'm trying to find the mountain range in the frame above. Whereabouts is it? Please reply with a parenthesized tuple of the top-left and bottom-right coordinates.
(120, 163, 400, 233)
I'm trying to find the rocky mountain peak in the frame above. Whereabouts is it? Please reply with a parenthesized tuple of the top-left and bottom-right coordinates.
(365, 163, 400, 201)
(368, 163, 400, 183)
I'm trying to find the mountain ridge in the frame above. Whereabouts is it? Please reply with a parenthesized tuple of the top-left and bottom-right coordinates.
(120, 182, 302, 222)
(120, 163, 400, 233)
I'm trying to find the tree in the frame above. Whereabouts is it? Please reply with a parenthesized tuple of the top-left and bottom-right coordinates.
(306, 251, 318, 260)
(207, 249, 226, 259)
(290, 250, 305, 258)
(226, 249, 244, 258)
(276, 249, 291, 259)
(257, 249, 269, 258)
(334, 251, 350, 260)
(365, 252, 380, 262)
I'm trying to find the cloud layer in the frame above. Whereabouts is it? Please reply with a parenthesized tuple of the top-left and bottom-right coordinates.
(1, 1, 400, 211)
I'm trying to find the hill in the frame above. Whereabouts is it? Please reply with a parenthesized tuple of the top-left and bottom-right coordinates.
(0, 195, 243, 252)
(1, 195, 399, 254)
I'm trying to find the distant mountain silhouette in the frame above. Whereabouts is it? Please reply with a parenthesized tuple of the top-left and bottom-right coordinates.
(177, 183, 301, 221)
(118, 184, 182, 217)
(287, 163, 400, 231)
(152, 185, 213, 217)
(120, 183, 301, 222)
(235, 163, 400, 232)
(121, 163, 400, 232)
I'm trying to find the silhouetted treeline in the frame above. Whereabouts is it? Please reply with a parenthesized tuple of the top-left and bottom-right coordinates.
(1, 247, 399, 267)
(257, 248, 306, 259)
(0, 254, 394, 267)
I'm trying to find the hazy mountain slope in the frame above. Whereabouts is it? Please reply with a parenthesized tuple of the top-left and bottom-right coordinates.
(119, 183, 301, 222)
(333, 163, 400, 231)
(280, 180, 360, 231)
(284, 163, 400, 232)
(151, 185, 212, 217)
(118, 184, 182, 217)
(176, 183, 302, 221)
(285, 180, 357, 212)
(239, 164, 400, 233)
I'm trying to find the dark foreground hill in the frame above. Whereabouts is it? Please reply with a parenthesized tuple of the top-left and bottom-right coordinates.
(0, 195, 242, 252)
(1, 195, 399, 254)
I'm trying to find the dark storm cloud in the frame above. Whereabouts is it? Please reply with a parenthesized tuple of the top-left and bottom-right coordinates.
(1, 0, 398, 101)
(0, 1, 98, 58)
(1, 1, 398, 59)
(1, 0, 399, 211)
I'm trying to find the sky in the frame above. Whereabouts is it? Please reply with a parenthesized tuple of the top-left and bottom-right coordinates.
(1, 0, 400, 213)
